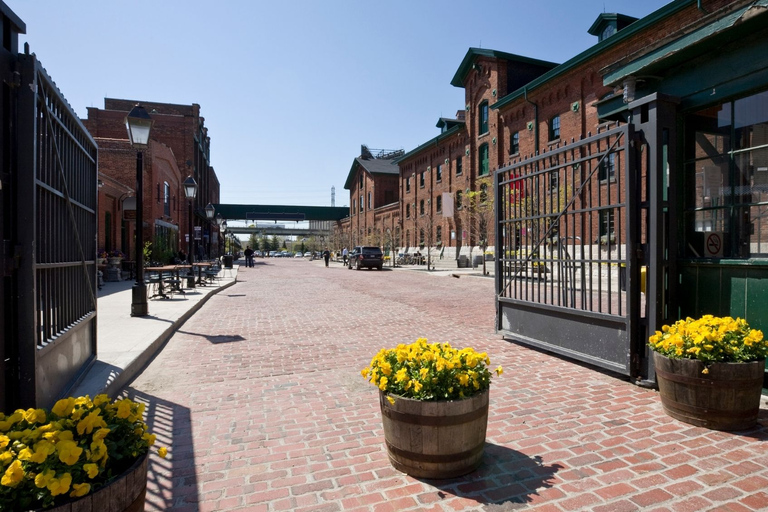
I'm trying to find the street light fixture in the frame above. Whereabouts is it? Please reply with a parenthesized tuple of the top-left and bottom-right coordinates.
(183, 175, 198, 288)
(125, 104, 153, 317)
(204, 203, 215, 257)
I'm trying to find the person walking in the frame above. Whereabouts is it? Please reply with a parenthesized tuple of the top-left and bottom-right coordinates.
(322, 247, 331, 267)
(244, 246, 254, 268)
(342, 247, 348, 266)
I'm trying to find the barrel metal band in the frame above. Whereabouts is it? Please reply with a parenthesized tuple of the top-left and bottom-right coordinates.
(385, 440, 485, 463)
(381, 404, 488, 426)
(656, 368, 763, 388)
(661, 396, 758, 419)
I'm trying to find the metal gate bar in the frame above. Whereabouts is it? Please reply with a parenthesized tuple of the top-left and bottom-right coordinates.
(495, 124, 638, 375)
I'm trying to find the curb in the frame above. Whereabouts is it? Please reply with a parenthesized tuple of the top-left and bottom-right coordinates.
(102, 277, 238, 397)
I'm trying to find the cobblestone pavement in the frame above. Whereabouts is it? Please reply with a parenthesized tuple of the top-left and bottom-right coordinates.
(126, 258, 768, 512)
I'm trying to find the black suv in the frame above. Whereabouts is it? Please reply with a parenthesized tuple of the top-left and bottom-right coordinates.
(348, 246, 384, 270)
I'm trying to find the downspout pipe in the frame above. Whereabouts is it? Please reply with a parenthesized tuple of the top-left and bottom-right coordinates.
(524, 86, 539, 155)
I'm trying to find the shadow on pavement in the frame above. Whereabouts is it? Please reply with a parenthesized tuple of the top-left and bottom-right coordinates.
(121, 388, 198, 512)
(177, 330, 246, 345)
(423, 443, 562, 509)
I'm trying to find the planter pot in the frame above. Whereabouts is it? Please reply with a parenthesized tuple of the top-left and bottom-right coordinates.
(654, 352, 764, 431)
(41, 454, 148, 512)
(108, 257, 123, 266)
(379, 389, 488, 479)
(97, 258, 106, 265)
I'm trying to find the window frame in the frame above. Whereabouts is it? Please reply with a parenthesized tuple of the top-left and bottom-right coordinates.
(479, 143, 489, 176)
(510, 131, 519, 155)
(479, 101, 489, 135)
(549, 115, 561, 141)
(456, 156, 463, 176)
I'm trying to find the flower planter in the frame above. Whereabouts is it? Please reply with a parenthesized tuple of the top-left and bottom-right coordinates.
(379, 389, 489, 479)
(653, 352, 764, 431)
(41, 454, 148, 512)
(108, 257, 123, 267)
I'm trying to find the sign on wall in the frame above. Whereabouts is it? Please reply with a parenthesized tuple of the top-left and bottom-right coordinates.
(704, 232, 724, 258)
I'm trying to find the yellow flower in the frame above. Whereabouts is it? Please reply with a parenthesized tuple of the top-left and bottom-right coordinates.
(90, 439, 108, 462)
(701, 367, 710, 374)
(70, 482, 91, 498)
(56, 439, 83, 465)
(47, 473, 72, 496)
(360, 368, 369, 378)
(24, 408, 46, 424)
(93, 428, 110, 441)
(1, 459, 24, 487)
(412, 381, 423, 393)
(83, 463, 99, 479)
(386, 396, 395, 405)
(77, 410, 107, 436)
(116, 400, 133, 420)
(0, 452, 12, 465)
(52, 397, 75, 418)
(378, 376, 389, 391)
(458, 373, 470, 386)
(419, 368, 429, 380)
(93, 394, 110, 407)
(35, 469, 56, 488)
(496, 366, 503, 376)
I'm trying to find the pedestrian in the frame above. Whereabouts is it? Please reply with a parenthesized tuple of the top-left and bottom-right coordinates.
(322, 247, 331, 267)
(342, 247, 348, 266)
(244, 246, 254, 267)
(177, 249, 187, 264)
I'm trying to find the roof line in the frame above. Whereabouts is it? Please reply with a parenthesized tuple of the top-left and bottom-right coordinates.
(393, 124, 465, 164)
(491, 0, 695, 111)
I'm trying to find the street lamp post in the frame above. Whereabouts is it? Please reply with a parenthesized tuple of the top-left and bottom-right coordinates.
(204, 203, 215, 258)
(126, 104, 153, 317)
(183, 176, 198, 288)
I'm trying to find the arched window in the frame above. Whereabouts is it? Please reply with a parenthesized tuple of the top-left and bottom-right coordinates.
(479, 101, 489, 134)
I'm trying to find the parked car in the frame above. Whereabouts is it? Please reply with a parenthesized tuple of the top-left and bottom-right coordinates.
(347, 246, 384, 270)
(304, 252, 312, 257)
(268, 251, 277, 257)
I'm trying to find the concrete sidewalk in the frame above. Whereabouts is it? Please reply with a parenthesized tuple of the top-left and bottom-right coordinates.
(71, 265, 239, 399)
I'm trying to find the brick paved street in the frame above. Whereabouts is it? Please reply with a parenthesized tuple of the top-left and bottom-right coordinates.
(126, 259, 768, 512)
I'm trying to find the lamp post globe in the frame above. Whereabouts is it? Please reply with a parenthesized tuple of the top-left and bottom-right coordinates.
(125, 104, 153, 317)
(183, 175, 198, 287)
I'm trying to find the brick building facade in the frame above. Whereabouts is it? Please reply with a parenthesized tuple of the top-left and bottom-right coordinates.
(84, 99, 221, 264)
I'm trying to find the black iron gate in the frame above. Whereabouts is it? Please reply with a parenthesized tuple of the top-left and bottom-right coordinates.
(4, 48, 98, 409)
(495, 124, 645, 377)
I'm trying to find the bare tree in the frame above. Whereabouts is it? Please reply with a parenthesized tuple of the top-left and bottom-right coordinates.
(458, 177, 494, 274)
(413, 197, 438, 270)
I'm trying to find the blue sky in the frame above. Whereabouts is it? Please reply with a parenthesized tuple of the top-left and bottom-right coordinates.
(10, 0, 671, 208)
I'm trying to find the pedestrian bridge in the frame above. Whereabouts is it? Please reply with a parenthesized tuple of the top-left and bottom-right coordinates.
(212, 204, 348, 222)
(226, 226, 330, 237)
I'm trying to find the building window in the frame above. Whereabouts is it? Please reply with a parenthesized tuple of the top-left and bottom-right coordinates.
(420, 199, 425, 216)
(419, 229, 425, 246)
(436, 226, 442, 243)
(359, 196, 363, 212)
(436, 194, 442, 212)
(406, 203, 411, 219)
(406, 176, 411, 193)
(420, 171, 425, 188)
(480, 183, 488, 203)
(436, 164, 442, 182)
(368, 191, 372, 209)
(359, 173, 364, 189)
(549, 171, 559, 190)
(479, 101, 489, 134)
(456, 156, 463, 175)
(479, 143, 489, 176)
(510, 132, 519, 155)
(599, 208, 615, 244)
(549, 115, 561, 141)
(406, 230, 410, 247)
(456, 190, 463, 209)
(164, 182, 170, 217)
(598, 152, 616, 182)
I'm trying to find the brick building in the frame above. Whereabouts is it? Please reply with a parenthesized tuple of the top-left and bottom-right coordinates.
(340, 146, 402, 250)
(84, 99, 221, 264)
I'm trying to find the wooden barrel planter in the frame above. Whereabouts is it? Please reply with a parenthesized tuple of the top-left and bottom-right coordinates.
(379, 389, 488, 479)
(654, 352, 765, 431)
(42, 454, 148, 512)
